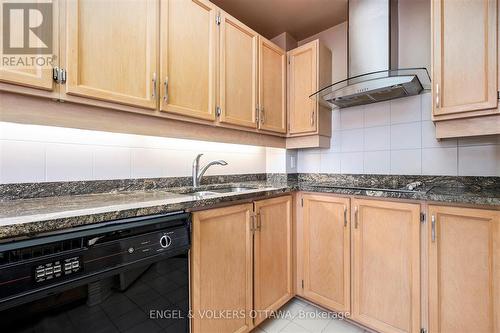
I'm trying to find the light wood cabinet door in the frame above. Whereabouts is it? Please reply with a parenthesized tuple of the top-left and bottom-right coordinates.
(351, 199, 420, 333)
(219, 13, 258, 129)
(428, 205, 500, 333)
(0, 0, 58, 91)
(160, 0, 216, 120)
(288, 41, 318, 135)
(301, 194, 350, 313)
(254, 196, 293, 326)
(191, 204, 253, 333)
(258, 37, 286, 134)
(432, 0, 498, 117)
(63, 0, 158, 109)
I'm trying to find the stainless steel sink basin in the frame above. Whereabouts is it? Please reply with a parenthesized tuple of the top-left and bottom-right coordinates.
(208, 186, 257, 193)
(186, 186, 257, 196)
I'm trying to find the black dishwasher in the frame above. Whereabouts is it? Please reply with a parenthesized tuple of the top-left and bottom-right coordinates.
(0, 212, 190, 333)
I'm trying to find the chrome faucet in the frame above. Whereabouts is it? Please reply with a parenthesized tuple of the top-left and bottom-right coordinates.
(192, 154, 228, 188)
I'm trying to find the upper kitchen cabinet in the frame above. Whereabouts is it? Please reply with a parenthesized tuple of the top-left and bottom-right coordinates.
(287, 40, 332, 148)
(432, 0, 500, 138)
(0, 0, 59, 95)
(160, 0, 217, 121)
(60, 0, 159, 109)
(219, 12, 259, 129)
(258, 37, 287, 134)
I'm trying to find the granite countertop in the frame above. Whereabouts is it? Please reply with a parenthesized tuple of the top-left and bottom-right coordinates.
(0, 181, 293, 240)
(0, 174, 498, 241)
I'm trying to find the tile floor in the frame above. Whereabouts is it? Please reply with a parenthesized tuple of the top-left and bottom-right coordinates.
(253, 298, 370, 333)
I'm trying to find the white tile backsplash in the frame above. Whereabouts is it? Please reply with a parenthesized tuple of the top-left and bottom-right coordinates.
(320, 152, 341, 173)
(93, 146, 131, 180)
(299, 93, 499, 176)
(340, 129, 364, 152)
(364, 151, 391, 174)
(0, 141, 46, 183)
(46, 144, 94, 182)
(422, 147, 458, 175)
(364, 101, 391, 127)
(0, 122, 270, 184)
(391, 122, 422, 150)
(390, 149, 422, 175)
(390, 95, 422, 124)
(340, 106, 364, 129)
(458, 145, 500, 176)
(364, 126, 390, 151)
(340, 152, 364, 174)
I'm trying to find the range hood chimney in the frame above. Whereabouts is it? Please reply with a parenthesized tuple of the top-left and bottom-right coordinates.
(311, 0, 430, 109)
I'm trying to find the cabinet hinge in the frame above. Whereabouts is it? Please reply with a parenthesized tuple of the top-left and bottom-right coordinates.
(52, 67, 66, 84)
(215, 14, 221, 25)
(420, 329, 427, 333)
(420, 213, 426, 223)
(301, 280, 304, 289)
(215, 106, 222, 118)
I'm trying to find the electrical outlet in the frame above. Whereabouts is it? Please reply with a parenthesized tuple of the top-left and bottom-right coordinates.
(290, 156, 296, 169)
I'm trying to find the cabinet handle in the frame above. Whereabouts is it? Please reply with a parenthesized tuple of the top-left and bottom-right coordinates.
(310, 110, 315, 126)
(435, 83, 439, 108)
(152, 73, 157, 99)
(260, 107, 265, 124)
(431, 215, 436, 242)
(354, 206, 358, 229)
(164, 77, 169, 102)
(250, 213, 256, 232)
(256, 212, 261, 231)
(343, 206, 347, 227)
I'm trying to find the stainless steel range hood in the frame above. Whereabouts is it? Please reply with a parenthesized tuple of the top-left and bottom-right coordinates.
(311, 0, 431, 109)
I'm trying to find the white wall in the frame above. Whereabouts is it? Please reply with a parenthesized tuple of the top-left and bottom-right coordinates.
(298, 22, 348, 84)
(298, 93, 500, 176)
(0, 122, 285, 184)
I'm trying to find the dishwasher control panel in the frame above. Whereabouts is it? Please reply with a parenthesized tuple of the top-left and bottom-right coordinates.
(34, 257, 81, 283)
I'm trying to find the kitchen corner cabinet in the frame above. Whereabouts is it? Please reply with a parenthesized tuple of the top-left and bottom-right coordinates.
(432, 0, 500, 137)
(300, 194, 351, 313)
(191, 203, 254, 333)
(428, 205, 499, 333)
(0, 0, 59, 93)
(351, 199, 420, 333)
(219, 13, 259, 129)
(258, 37, 287, 134)
(60, 0, 159, 109)
(254, 196, 293, 326)
(159, 0, 217, 121)
(287, 40, 332, 139)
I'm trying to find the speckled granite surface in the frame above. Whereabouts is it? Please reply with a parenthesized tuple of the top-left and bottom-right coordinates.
(298, 174, 500, 206)
(0, 173, 498, 241)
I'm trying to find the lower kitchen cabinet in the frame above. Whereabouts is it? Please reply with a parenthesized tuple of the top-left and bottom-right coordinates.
(191, 203, 254, 333)
(351, 199, 421, 333)
(254, 196, 293, 326)
(191, 196, 292, 333)
(428, 205, 500, 333)
(300, 194, 351, 313)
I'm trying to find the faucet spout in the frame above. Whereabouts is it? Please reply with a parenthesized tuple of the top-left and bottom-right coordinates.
(192, 154, 228, 188)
